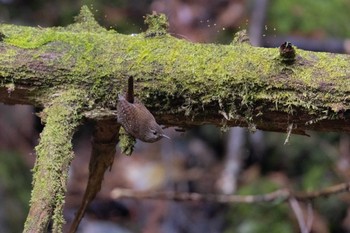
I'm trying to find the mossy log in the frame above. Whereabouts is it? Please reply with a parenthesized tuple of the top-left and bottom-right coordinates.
(1, 5, 350, 233)
(1, 8, 350, 134)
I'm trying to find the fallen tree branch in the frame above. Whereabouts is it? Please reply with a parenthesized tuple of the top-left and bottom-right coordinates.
(0, 7, 350, 134)
(110, 182, 350, 203)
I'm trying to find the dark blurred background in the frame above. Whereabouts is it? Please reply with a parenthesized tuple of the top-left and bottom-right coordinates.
(1, 0, 350, 233)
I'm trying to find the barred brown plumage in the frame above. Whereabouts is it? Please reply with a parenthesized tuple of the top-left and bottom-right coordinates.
(117, 77, 170, 142)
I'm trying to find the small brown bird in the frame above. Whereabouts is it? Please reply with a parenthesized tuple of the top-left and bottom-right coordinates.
(117, 77, 170, 142)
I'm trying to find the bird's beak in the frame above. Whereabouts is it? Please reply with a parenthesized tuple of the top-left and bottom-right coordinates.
(161, 134, 171, 140)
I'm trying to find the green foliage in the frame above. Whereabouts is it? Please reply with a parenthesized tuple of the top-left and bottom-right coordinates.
(225, 131, 348, 232)
(0, 151, 31, 233)
(263, 132, 338, 187)
(226, 179, 293, 233)
(268, 0, 350, 37)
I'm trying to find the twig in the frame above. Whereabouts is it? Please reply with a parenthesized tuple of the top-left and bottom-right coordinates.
(284, 123, 293, 145)
(306, 202, 313, 232)
(111, 182, 350, 204)
(289, 198, 311, 233)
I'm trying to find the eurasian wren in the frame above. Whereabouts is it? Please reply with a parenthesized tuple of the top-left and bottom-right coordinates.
(117, 77, 169, 142)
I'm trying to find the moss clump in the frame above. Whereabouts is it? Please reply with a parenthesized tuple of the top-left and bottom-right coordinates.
(68, 5, 107, 33)
(118, 127, 136, 156)
(231, 30, 250, 45)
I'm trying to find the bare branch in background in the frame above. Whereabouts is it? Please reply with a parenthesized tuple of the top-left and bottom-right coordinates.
(111, 182, 350, 203)
(289, 198, 313, 233)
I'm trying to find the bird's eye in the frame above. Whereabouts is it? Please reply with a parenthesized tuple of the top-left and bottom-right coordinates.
(151, 129, 157, 135)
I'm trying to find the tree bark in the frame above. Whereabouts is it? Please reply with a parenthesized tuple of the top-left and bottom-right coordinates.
(68, 120, 120, 233)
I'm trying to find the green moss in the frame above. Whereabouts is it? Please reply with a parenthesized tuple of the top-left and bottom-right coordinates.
(231, 29, 250, 45)
(2, 7, 348, 125)
(144, 12, 169, 37)
(2, 6, 107, 49)
(52, 190, 66, 231)
(1, 18, 122, 106)
(115, 33, 349, 126)
(25, 89, 85, 232)
(69, 5, 107, 33)
(118, 127, 136, 156)
(1, 4, 349, 132)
